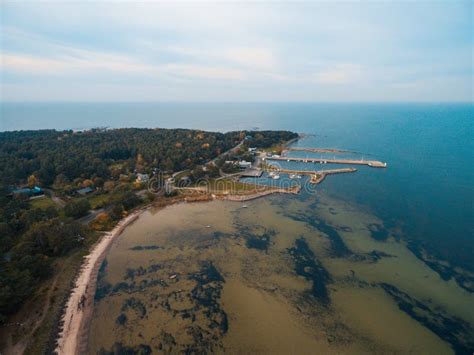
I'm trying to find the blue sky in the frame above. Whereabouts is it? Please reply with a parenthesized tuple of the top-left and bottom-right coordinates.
(1, 1, 472, 102)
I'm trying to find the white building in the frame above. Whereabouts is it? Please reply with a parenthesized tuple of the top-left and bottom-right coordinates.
(238, 161, 252, 169)
(136, 173, 150, 183)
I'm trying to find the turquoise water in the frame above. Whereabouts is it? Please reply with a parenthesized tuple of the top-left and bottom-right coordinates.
(1, 102, 473, 273)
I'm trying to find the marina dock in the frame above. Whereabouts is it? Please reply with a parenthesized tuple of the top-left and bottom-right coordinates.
(265, 156, 387, 168)
(285, 147, 350, 154)
(265, 166, 357, 184)
(270, 167, 357, 176)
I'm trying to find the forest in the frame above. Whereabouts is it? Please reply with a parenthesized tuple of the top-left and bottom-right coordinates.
(0, 128, 297, 324)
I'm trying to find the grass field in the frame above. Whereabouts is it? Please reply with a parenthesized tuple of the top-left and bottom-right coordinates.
(30, 197, 58, 210)
(192, 178, 267, 194)
(87, 193, 112, 209)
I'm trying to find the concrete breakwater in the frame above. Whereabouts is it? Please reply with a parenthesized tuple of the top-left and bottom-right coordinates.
(285, 147, 350, 154)
(266, 156, 387, 168)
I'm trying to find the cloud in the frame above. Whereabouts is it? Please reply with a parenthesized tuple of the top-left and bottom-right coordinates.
(1, 52, 157, 75)
(312, 64, 364, 85)
(1, 1, 472, 102)
(163, 64, 244, 80)
(222, 48, 277, 70)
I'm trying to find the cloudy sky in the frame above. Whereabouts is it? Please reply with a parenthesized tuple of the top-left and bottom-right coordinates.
(1, 1, 472, 102)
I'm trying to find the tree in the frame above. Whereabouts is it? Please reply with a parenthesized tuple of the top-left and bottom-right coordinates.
(94, 177, 105, 188)
(110, 204, 125, 220)
(53, 173, 69, 188)
(64, 199, 91, 219)
(27, 175, 38, 188)
(191, 166, 206, 181)
(104, 181, 115, 191)
(82, 179, 94, 187)
(90, 212, 113, 231)
(121, 192, 141, 211)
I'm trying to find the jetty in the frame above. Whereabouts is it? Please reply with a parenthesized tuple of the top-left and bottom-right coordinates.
(262, 165, 357, 184)
(285, 147, 350, 154)
(266, 167, 357, 184)
(308, 168, 357, 184)
(267, 167, 356, 176)
(265, 156, 387, 168)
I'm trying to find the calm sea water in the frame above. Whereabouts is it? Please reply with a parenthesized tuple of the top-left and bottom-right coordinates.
(1, 102, 473, 271)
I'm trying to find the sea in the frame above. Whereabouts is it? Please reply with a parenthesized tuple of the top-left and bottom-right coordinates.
(2, 102, 473, 353)
(2, 102, 472, 272)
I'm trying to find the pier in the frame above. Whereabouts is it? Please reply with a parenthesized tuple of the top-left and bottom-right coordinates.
(265, 156, 387, 168)
(268, 167, 357, 176)
(265, 166, 357, 185)
(285, 147, 350, 154)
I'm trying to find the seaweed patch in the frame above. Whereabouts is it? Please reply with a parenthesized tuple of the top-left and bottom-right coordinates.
(130, 245, 164, 251)
(367, 223, 389, 241)
(349, 250, 396, 264)
(122, 297, 147, 319)
(98, 342, 152, 355)
(406, 241, 474, 294)
(124, 264, 162, 280)
(285, 211, 352, 258)
(380, 283, 474, 354)
(235, 225, 276, 252)
(288, 237, 332, 305)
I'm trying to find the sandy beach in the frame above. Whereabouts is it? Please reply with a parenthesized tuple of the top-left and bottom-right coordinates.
(54, 209, 144, 355)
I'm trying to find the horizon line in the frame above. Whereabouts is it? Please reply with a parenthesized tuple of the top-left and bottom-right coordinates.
(1, 100, 473, 105)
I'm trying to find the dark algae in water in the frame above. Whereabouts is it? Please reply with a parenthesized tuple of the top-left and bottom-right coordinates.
(189, 261, 227, 332)
(129, 245, 164, 251)
(380, 283, 474, 354)
(236, 225, 276, 252)
(285, 210, 352, 258)
(98, 343, 152, 355)
(95, 259, 112, 301)
(288, 237, 332, 305)
(121, 298, 147, 319)
(367, 223, 390, 241)
(406, 240, 474, 294)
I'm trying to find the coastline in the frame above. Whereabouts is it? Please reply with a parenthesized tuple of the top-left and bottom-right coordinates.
(54, 186, 299, 354)
(54, 209, 144, 355)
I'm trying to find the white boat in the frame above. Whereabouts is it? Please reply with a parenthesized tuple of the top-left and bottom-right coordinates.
(268, 171, 276, 177)
(272, 174, 280, 180)
(289, 174, 302, 179)
(242, 204, 248, 208)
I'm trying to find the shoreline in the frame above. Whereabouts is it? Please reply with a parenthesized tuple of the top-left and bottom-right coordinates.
(54, 208, 145, 355)
(54, 187, 299, 354)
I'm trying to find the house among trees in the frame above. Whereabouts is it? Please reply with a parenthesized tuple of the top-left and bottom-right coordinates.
(136, 173, 150, 183)
(11, 186, 44, 198)
(76, 186, 94, 195)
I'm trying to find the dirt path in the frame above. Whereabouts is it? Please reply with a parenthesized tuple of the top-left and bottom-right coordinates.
(1, 275, 59, 355)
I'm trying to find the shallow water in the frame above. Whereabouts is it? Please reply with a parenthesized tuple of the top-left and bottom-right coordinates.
(87, 192, 474, 354)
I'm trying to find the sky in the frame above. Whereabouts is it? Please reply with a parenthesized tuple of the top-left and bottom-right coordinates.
(0, 1, 472, 102)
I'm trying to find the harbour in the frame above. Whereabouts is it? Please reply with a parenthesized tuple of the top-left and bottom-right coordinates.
(265, 156, 387, 168)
